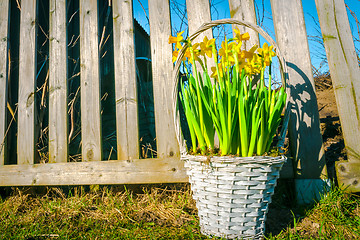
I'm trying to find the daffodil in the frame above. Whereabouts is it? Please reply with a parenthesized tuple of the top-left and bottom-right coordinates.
(210, 63, 224, 79)
(257, 42, 276, 67)
(168, 31, 184, 49)
(234, 28, 250, 43)
(244, 54, 262, 75)
(172, 50, 179, 63)
(200, 36, 215, 58)
(169, 31, 286, 157)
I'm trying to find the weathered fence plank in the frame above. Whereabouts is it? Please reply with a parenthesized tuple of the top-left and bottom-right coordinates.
(271, 0, 326, 180)
(79, 0, 102, 161)
(315, 0, 360, 192)
(0, 157, 187, 186)
(112, 0, 139, 160)
(49, 0, 67, 163)
(18, 0, 37, 165)
(148, 0, 180, 159)
(228, 0, 259, 49)
(186, 0, 212, 40)
(0, 0, 9, 166)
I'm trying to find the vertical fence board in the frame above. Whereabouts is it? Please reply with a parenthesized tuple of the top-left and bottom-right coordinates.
(49, 0, 67, 163)
(18, 0, 37, 165)
(148, 0, 179, 159)
(112, 0, 139, 160)
(79, 0, 102, 161)
(228, 0, 259, 49)
(271, 0, 326, 180)
(186, 0, 212, 40)
(0, 0, 9, 165)
(315, 0, 360, 191)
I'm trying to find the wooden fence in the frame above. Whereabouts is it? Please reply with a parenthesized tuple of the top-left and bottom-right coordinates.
(0, 0, 359, 191)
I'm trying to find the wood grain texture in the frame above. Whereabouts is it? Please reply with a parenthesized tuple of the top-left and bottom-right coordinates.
(315, 0, 360, 191)
(186, 0, 212, 40)
(148, 0, 180, 159)
(112, 0, 139, 160)
(336, 161, 360, 192)
(0, 157, 188, 186)
(0, 0, 9, 165)
(18, 0, 37, 165)
(49, 0, 68, 163)
(79, 0, 102, 161)
(186, 0, 213, 72)
(271, 0, 326, 179)
(228, 0, 259, 50)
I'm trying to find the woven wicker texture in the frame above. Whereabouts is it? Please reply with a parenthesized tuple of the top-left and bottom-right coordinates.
(183, 155, 286, 239)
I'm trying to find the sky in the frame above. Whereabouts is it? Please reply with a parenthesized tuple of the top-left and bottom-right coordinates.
(133, 0, 360, 74)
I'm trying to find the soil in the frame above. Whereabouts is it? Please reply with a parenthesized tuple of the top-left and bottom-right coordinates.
(266, 73, 348, 235)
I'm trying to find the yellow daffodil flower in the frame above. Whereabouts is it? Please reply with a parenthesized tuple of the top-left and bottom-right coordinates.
(257, 42, 276, 67)
(234, 28, 250, 43)
(200, 36, 215, 58)
(172, 50, 179, 63)
(210, 63, 224, 79)
(168, 31, 184, 49)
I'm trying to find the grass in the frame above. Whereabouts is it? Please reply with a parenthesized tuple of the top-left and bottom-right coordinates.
(0, 184, 359, 239)
(267, 186, 360, 240)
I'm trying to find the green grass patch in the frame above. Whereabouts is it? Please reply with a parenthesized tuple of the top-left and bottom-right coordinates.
(267, 186, 360, 239)
(0, 184, 359, 239)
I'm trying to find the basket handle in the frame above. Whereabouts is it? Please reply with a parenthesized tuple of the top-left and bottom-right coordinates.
(172, 19, 290, 155)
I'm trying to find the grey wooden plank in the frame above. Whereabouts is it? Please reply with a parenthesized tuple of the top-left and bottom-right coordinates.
(79, 0, 102, 161)
(0, 157, 188, 186)
(112, 0, 139, 160)
(186, 0, 212, 40)
(315, 0, 360, 191)
(49, 0, 68, 163)
(228, 0, 259, 50)
(185, 0, 214, 73)
(18, 0, 37, 165)
(0, 0, 9, 165)
(148, 0, 180, 159)
(336, 161, 360, 192)
(271, 0, 326, 179)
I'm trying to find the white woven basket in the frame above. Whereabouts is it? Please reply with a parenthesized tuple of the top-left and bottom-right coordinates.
(172, 19, 290, 239)
(183, 155, 286, 239)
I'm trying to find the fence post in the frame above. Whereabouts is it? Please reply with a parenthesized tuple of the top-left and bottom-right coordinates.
(148, 0, 180, 159)
(79, 0, 102, 161)
(18, 0, 37, 165)
(186, 0, 212, 40)
(228, 0, 259, 49)
(49, 0, 68, 163)
(271, 0, 328, 204)
(0, 0, 9, 165)
(315, 0, 360, 192)
(113, 0, 139, 160)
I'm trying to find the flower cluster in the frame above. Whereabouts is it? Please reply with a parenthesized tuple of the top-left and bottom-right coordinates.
(169, 28, 276, 78)
(169, 28, 286, 157)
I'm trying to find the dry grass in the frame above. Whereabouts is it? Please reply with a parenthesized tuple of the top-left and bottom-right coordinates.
(0, 184, 206, 239)
(1, 184, 359, 239)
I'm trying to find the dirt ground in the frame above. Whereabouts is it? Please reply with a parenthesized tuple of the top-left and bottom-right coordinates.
(266, 73, 348, 235)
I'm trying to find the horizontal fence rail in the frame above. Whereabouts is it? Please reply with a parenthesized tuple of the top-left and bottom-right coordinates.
(0, 0, 358, 188)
